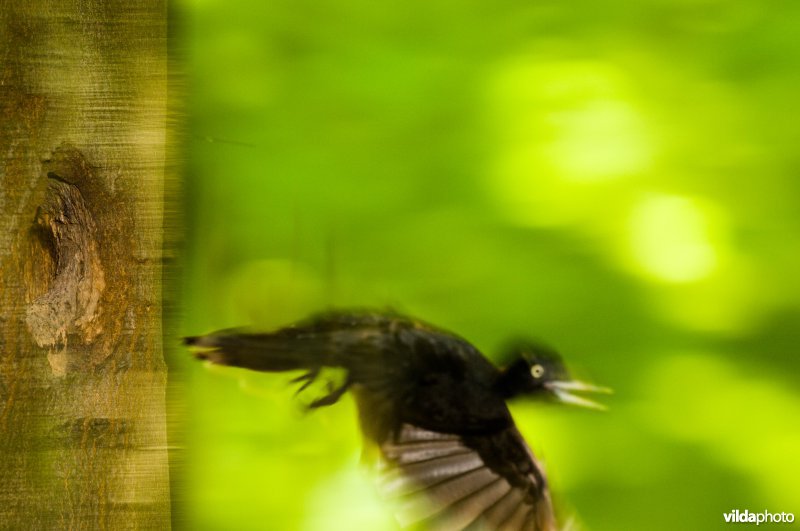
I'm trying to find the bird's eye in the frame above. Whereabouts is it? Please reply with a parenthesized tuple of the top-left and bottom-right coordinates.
(530, 364, 545, 379)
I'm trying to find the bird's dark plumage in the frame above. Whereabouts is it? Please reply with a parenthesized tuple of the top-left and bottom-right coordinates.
(186, 310, 608, 531)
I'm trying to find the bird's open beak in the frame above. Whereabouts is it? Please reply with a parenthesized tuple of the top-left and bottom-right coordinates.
(545, 380, 613, 410)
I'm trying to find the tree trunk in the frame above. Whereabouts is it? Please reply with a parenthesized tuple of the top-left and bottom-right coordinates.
(1, 1, 172, 528)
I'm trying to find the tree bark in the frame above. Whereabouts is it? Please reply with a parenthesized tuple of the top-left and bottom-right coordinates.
(1, 1, 171, 528)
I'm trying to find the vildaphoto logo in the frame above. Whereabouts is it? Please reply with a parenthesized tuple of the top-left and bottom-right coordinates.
(724, 510, 795, 525)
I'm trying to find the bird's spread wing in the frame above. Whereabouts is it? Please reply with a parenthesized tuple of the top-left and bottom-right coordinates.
(377, 424, 556, 531)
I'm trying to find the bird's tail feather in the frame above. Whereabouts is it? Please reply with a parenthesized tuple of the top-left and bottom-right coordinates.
(184, 330, 333, 373)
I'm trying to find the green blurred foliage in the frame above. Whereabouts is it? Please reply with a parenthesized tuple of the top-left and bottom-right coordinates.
(179, 0, 800, 529)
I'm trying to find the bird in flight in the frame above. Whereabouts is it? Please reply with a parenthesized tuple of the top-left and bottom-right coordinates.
(185, 310, 610, 531)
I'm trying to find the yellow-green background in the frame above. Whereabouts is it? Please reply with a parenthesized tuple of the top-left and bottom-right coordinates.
(178, 0, 800, 529)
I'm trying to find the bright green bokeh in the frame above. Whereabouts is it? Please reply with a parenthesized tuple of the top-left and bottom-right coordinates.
(179, 0, 800, 529)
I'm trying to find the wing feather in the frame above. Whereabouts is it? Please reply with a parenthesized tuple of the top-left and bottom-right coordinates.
(379, 424, 556, 531)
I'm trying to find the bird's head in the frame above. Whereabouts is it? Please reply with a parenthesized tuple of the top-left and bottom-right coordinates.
(495, 341, 612, 409)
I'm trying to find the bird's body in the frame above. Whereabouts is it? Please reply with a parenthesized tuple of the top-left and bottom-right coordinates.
(186, 310, 608, 531)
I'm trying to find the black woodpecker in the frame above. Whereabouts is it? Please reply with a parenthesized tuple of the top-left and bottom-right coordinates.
(185, 310, 610, 531)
